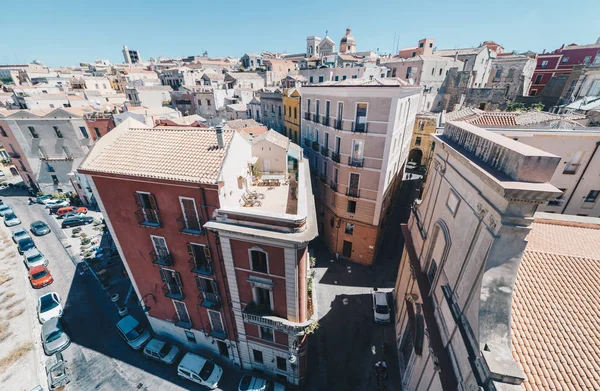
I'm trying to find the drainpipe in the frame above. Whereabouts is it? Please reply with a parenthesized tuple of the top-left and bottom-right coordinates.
(562, 141, 600, 214)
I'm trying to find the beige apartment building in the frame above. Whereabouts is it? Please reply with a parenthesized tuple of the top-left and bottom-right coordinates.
(301, 78, 422, 264)
(395, 121, 561, 390)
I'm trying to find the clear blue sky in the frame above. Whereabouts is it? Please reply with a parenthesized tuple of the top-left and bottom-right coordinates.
(1, 0, 598, 67)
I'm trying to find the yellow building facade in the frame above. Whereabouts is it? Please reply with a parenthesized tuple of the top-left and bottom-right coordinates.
(407, 113, 439, 172)
(283, 88, 301, 143)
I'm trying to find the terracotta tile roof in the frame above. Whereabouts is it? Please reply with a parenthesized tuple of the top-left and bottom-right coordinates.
(511, 220, 600, 390)
(79, 118, 233, 184)
(252, 129, 289, 149)
(309, 77, 411, 87)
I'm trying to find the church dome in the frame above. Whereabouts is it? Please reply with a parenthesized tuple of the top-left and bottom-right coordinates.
(340, 28, 355, 44)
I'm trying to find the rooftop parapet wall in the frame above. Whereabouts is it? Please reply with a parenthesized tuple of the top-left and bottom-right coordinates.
(443, 121, 560, 183)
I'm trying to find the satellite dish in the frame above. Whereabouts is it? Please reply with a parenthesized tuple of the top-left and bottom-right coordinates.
(288, 354, 297, 364)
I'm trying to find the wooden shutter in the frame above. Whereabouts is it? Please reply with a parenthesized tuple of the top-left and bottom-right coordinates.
(133, 192, 142, 207)
(173, 271, 183, 289)
(203, 246, 212, 262)
(187, 243, 195, 259)
(159, 268, 168, 283)
(195, 276, 205, 292)
(148, 193, 158, 211)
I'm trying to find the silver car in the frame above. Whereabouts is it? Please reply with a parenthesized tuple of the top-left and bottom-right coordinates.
(0, 204, 12, 216)
(42, 317, 70, 356)
(4, 212, 21, 227)
(23, 248, 48, 269)
(12, 227, 30, 243)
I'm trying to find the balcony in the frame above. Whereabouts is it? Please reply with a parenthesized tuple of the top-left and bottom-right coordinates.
(1, 158, 12, 166)
(352, 121, 368, 133)
(563, 163, 580, 175)
(319, 174, 327, 183)
(177, 215, 203, 235)
(150, 250, 173, 267)
(322, 116, 330, 126)
(304, 112, 311, 120)
(312, 113, 320, 123)
(209, 328, 227, 340)
(198, 291, 221, 309)
(242, 300, 318, 337)
(162, 284, 184, 300)
(134, 208, 161, 228)
(348, 156, 364, 167)
(333, 119, 343, 130)
(346, 188, 360, 198)
(304, 138, 311, 148)
(332, 152, 340, 163)
(312, 141, 319, 151)
(320, 146, 329, 157)
(189, 258, 213, 276)
(330, 180, 338, 192)
(8, 152, 20, 159)
(172, 314, 192, 329)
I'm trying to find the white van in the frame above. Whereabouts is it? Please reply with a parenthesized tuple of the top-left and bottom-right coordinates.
(177, 352, 223, 389)
(143, 337, 180, 364)
(116, 315, 151, 350)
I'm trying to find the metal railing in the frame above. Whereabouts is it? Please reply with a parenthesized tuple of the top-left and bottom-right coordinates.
(348, 157, 364, 167)
(346, 188, 360, 198)
(8, 152, 20, 159)
(134, 208, 161, 227)
(312, 141, 319, 151)
(176, 215, 203, 235)
(330, 181, 338, 192)
(331, 152, 340, 163)
(320, 146, 329, 157)
(352, 121, 368, 133)
(198, 291, 221, 309)
(322, 116, 330, 126)
(304, 138, 311, 148)
(150, 250, 173, 267)
(209, 328, 227, 339)
(189, 257, 213, 276)
(333, 119, 343, 130)
(172, 314, 192, 329)
(312, 113, 320, 123)
(304, 112, 311, 120)
(162, 284, 184, 300)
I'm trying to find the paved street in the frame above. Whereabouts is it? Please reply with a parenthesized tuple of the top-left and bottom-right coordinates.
(0, 190, 245, 391)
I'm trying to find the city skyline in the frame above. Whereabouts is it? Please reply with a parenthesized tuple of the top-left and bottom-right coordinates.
(0, 0, 598, 67)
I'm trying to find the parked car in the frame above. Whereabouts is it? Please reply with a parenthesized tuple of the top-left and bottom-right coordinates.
(0, 204, 12, 216)
(56, 206, 75, 217)
(41, 317, 70, 356)
(45, 352, 71, 390)
(143, 338, 180, 364)
(372, 290, 391, 324)
(17, 236, 36, 254)
(45, 199, 69, 209)
(37, 292, 63, 323)
(238, 375, 285, 391)
(4, 212, 21, 227)
(116, 315, 151, 350)
(61, 215, 93, 228)
(177, 352, 223, 389)
(36, 194, 53, 204)
(29, 266, 54, 289)
(406, 161, 418, 171)
(31, 220, 51, 236)
(23, 248, 48, 269)
(12, 227, 31, 243)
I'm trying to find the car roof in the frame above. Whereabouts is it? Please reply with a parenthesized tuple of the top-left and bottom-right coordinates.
(41, 317, 61, 335)
(117, 315, 140, 332)
(24, 248, 41, 256)
(145, 338, 166, 351)
(29, 265, 47, 274)
(179, 352, 207, 371)
(241, 375, 268, 390)
(13, 227, 27, 233)
(373, 291, 388, 305)
(32, 220, 46, 226)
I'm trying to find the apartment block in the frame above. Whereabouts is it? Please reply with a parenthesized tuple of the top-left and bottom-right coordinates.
(79, 120, 317, 385)
(301, 77, 422, 264)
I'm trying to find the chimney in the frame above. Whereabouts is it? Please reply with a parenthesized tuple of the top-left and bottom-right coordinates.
(454, 51, 459, 61)
(215, 123, 224, 149)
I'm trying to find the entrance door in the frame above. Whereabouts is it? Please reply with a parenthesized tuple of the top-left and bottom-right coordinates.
(342, 240, 352, 258)
(263, 159, 271, 173)
(217, 341, 229, 358)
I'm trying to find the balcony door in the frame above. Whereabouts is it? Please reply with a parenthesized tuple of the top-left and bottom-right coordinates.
(173, 300, 190, 323)
(324, 133, 329, 150)
(255, 287, 272, 311)
(160, 269, 183, 297)
(151, 236, 169, 258)
(355, 103, 367, 131)
(351, 139, 364, 161)
(335, 136, 341, 155)
(208, 310, 225, 335)
(337, 102, 344, 122)
(325, 101, 330, 122)
(180, 197, 201, 232)
(349, 173, 360, 195)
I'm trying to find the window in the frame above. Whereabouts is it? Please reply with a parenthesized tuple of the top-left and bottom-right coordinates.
(406, 67, 412, 79)
(347, 200, 356, 214)
(208, 310, 225, 336)
(0, 126, 6, 137)
(318, 76, 324, 83)
(259, 326, 274, 342)
(446, 190, 460, 216)
(250, 249, 268, 273)
(352, 75, 357, 79)
(345, 223, 354, 235)
(439, 68, 443, 76)
(431, 68, 435, 76)
(277, 356, 287, 371)
(348, 173, 360, 197)
(50, 126, 63, 138)
(530, 89, 537, 96)
(416, 137, 422, 146)
(188, 243, 212, 274)
(207, 99, 211, 106)
(412, 52, 416, 57)
(419, 42, 424, 48)
(585, 190, 600, 203)
(309, 76, 314, 83)
(179, 197, 202, 233)
(342, 75, 347, 80)
(548, 188, 566, 206)
(541, 60, 548, 69)
(427, 261, 438, 285)
(151, 235, 170, 263)
(561, 57, 569, 63)
(293, 107, 297, 119)
(134, 192, 160, 226)
(159, 268, 183, 299)
(94, 127, 101, 138)
(334, 76, 339, 81)
(198, 100, 202, 106)
(534, 74, 543, 84)
(507, 68, 515, 79)
(28, 126, 39, 138)
(173, 300, 191, 326)
(564, 151, 583, 174)
(79, 126, 89, 139)
(494, 69, 502, 79)
(306, 98, 311, 113)
(253, 350, 263, 363)
(354, 104, 367, 132)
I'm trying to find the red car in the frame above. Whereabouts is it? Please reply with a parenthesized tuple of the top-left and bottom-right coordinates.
(29, 266, 54, 288)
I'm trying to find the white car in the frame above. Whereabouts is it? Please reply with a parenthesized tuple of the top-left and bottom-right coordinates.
(372, 290, 391, 324)
(45, 200, 69, 209)
(0, 204, 12, 216)
(4, 212, 21, 227)
(143, 338, 180, 364)
(23, 248, 48, 269)
(37, 292, 63, 323)
(12, 227, 31, 243)
(177, 352, 223, 389)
